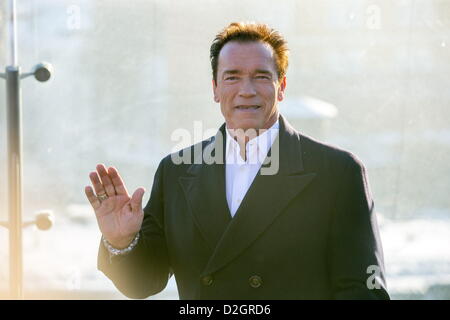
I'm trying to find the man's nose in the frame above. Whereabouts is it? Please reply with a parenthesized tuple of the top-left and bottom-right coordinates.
(238, 78, 257, 97)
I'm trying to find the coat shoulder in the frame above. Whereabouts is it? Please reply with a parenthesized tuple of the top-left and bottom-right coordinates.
(297, 131, 366, 172)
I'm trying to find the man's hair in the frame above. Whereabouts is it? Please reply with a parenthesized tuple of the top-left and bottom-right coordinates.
(210, 22, 289, 83)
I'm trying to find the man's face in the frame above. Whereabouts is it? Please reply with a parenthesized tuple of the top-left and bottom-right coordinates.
(212, 41, 286, 132)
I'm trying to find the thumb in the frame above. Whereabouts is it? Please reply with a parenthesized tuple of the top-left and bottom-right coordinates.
(130, 187, 145, 213)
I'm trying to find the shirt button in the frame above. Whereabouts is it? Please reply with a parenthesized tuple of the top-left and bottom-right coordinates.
(249, 275, 263, 288)
(202, 275, 214, 286)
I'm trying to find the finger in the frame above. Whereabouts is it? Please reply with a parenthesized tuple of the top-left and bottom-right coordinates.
(108, 166, 129, 196)
(89, 171, 106, 196)
(130, 187, 145, 214)
(85, 186, 101, 210)
(96, 164, 116, 197)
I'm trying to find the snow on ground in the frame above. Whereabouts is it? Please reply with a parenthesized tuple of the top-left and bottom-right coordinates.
(378, 215, 450, 298)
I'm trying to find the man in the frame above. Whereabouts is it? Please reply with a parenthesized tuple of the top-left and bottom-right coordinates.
(85, 22, 389, 299)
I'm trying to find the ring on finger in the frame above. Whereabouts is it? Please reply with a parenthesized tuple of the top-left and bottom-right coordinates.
(97, 192, 109, 202)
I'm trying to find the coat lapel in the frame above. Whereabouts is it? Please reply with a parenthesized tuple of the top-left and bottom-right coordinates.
(178, 124, 232, 251)
(201, 115, 316, 276)
(179, 115, 317, 276)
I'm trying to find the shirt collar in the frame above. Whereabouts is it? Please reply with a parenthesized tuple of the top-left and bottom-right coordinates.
(225, 119, 279, 165)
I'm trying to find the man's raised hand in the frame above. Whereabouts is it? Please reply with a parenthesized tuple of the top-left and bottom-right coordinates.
(85, 164, 145, 249)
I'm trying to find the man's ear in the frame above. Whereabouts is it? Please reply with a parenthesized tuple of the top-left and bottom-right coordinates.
(212, 79, 220, 103)
(277, 76, 287, 102)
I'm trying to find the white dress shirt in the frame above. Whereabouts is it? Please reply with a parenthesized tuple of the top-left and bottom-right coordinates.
(225, 120, 280, 217)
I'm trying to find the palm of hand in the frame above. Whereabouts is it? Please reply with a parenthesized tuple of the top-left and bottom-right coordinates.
(96, 194, 143, 241)
(85, 164, 146, 246)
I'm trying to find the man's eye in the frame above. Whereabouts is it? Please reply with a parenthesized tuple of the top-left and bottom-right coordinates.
(225, 77, 238, 80)
(255, 75, 270, 80)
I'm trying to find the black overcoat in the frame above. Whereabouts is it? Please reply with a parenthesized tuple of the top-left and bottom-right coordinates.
(98, 114, 389, 300)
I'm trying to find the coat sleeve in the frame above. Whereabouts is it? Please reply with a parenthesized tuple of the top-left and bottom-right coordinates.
(97, 160, 171, 299)
(328, 154, 390, 300)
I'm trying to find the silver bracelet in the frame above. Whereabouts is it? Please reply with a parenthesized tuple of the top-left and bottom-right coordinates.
(102, 232, 140, 256)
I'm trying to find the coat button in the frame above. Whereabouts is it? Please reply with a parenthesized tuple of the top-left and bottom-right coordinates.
(249, 275, 262, 288)
(202, 275, 214, 286)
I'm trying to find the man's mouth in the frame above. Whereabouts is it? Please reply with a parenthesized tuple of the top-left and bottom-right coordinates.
(235, 105, 261, 110)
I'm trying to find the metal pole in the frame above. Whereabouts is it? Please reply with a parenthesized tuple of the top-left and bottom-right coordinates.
(6, 65, 23, 299)
(6, 0, 23, 299)
(1, 0, 53, 300)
